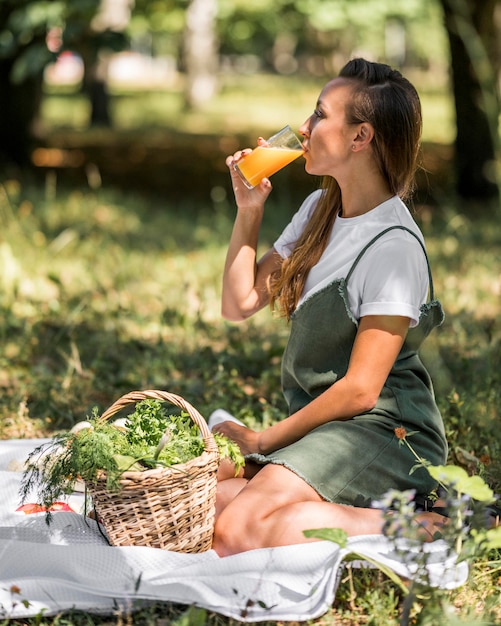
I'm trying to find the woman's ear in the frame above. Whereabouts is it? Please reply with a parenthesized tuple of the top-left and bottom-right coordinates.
(352, 123, 374, 150)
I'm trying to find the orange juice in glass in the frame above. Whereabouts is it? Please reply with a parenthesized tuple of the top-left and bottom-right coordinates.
(234, 125, 304, 189)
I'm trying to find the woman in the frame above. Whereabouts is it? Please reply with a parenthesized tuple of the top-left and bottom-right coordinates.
(212, 58, 448, 557)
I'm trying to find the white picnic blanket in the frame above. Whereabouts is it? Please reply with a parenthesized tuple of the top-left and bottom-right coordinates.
(0, 439, 468, 621)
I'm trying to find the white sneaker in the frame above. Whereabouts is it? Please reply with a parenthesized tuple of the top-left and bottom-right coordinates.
(207, 409, 245, 431)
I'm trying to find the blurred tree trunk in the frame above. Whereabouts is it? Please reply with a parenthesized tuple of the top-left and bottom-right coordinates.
(0, 0, 46, 169)
(78, 0, 132, 127)
(79, 43, 112, 127)
(0, 59, 43, 169)
(183, 0, 219, 109)
(439, 0, 500, 207)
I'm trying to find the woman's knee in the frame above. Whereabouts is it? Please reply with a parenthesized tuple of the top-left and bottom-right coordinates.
(212, 505, 258, 556)
(215, 477, 248, 519)
(212, 464, 323, 555)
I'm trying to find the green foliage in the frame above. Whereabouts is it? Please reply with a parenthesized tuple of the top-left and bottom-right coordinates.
(0, 0, 130, 94)
(0, 0, 449, 85)
(123, 401, 205, 468)
(2, 179, 501, 624)
(303, 527, 348, 547)
(170, 605, 208, 626)
(0, 2, 53, 82)
(427, 465, 495, 503)
(19, 399, 244, 516)
(216, 0, 447, 65)
(124, 399, 188, 447)
(306, 464, 501, 626)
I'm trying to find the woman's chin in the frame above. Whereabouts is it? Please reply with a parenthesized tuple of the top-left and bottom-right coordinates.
(303, 161, 314, 175)
(303, 159, 321, 177)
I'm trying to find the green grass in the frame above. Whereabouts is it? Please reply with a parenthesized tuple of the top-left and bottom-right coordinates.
(2, 68, 500, 622)
(1, 175, 500, 624)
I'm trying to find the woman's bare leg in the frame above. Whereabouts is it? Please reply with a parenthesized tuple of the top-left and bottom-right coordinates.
(215, 477, 248, 519)
(215, 460, 262, 519)
(212, 464, 382, 556)
(212, 463, 448, 556)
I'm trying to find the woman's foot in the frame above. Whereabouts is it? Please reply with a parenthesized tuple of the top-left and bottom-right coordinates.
(487, 505, 501, 529)
(416, 496, 501, 534)
(414, 510, 449, 541)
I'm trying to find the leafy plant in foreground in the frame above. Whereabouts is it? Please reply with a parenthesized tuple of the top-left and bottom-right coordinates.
(304, 427, 501, 625)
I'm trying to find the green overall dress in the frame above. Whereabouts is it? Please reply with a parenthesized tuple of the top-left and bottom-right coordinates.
(247, 226, 448, 507)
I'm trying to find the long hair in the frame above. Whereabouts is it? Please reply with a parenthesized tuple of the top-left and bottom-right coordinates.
(271, 58, 423, 319)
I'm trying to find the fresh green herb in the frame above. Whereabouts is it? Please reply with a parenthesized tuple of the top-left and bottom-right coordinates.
(20, 399, 245, 517)
(212, 431, 245, 475)
(123, 401, 205, 467)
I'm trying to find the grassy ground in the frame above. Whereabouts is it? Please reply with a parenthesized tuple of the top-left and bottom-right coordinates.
(1, 177, 500, 625)
(1, 74, 500, 624)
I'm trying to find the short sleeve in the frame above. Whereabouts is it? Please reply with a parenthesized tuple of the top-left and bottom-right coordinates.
(356, 233, 429, 327)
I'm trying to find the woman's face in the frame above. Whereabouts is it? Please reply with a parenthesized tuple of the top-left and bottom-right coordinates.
(299, 77, 359, 177)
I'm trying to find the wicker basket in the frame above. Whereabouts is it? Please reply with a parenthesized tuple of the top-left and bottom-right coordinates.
(86, 389, 219, 553)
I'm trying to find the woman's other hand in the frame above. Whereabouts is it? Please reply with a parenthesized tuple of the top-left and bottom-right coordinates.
(212, 420, 262, 456)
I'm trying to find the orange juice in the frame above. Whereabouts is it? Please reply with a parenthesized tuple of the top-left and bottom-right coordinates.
(235, 146, 304, 188)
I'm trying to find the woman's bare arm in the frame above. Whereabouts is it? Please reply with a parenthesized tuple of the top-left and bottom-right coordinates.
(221, 151, 283, 321)
(215, 315, 410, 453)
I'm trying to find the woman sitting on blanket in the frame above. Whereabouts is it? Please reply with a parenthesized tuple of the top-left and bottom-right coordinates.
(211, 58, 449, 556)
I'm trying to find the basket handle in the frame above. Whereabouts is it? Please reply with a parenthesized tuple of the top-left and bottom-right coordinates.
(98, 389, 218, 455)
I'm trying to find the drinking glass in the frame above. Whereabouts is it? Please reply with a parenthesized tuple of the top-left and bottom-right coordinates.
(234, 125, 304, 189)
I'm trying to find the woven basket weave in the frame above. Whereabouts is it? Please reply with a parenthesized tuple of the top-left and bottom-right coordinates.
(86, 389, 219, 552)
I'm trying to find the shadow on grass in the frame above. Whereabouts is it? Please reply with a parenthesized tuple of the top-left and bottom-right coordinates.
(2, 308, 287, 435)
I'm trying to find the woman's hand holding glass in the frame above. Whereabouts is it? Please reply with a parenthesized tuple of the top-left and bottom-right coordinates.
(226, 138, 273, 210)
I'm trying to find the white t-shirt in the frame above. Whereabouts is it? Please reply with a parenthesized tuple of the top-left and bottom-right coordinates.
(274, 190, 429, 327)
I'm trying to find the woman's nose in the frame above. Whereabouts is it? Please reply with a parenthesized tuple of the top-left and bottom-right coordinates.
(299, 118, 310, 137)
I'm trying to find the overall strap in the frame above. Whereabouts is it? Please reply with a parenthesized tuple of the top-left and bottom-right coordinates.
(344, 225, 435, 301)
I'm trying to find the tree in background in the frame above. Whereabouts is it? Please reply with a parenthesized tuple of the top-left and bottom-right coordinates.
(0, 0, 56, 167)
(0, 0, 129, 169)
(439, 0, 500, 207)
(0, 0, 499, 209)
(183, 0, 218, 109)
(130, 0, 219, 108)
(76, 0, 133, 126)
(216, 0, 447, 77)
